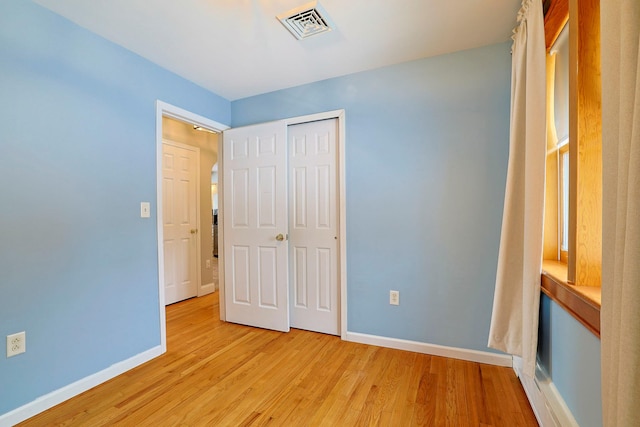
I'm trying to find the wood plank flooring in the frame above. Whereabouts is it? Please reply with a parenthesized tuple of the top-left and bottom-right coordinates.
(19, 293, 538, 426)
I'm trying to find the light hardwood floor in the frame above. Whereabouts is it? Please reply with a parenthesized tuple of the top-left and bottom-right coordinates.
(20, 293, 538, 426)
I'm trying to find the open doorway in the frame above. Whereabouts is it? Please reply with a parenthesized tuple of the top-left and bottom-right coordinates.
(161, 115, 220, 303)
(211, 162, 219, 289)
(156, 100, 229, 352)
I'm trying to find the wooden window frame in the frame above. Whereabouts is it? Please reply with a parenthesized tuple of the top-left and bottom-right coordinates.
(542, 0, 601, 338)
(559, 143, 569, 263)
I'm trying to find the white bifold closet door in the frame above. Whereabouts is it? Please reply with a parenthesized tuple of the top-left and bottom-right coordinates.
(289, 119, 339, 336)
(222, 118, 339, 335)
(222, 122, 290, 332)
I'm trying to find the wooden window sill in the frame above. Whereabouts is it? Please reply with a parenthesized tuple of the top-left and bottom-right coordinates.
(541, 260, 601, 338)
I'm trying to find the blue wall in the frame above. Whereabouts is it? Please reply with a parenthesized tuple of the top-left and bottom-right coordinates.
(0, 0, 230, 414)
(233, 43, 512, 352)
(538, 294, 602, 426)
(1, 1, 601, 422)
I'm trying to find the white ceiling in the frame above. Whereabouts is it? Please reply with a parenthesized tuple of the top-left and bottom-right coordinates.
(33, 0, 521, 101)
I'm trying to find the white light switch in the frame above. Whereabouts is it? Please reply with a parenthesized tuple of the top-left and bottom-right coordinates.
(140, 202, 151, 218)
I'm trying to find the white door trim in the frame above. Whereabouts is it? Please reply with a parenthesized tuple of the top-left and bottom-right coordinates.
(155, 100, 229, 352)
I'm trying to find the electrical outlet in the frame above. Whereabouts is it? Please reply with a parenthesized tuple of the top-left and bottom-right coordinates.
(206, 259, 211, 268)
(7, 332, 26, 358)
(390, 290, 400, 306)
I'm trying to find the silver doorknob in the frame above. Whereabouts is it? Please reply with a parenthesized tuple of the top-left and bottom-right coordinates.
(190, 229, 198, 234)
(275, 233, 285, 241)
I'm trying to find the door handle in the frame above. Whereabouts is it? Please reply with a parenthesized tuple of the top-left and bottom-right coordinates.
(190, 229, 198, 234)
(275, 233, 286, 241)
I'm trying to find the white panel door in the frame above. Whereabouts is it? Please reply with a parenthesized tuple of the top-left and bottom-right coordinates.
(289, 119, 339, 335)
(163, 142, 198, 305)
(223, 122, 289, 332)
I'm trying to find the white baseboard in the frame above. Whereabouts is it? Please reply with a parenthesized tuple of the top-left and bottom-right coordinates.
(199, 281, 216, 296)
(513, 357, 578, 427)
(0, 346, 163, 427)
(345, 332, 512, 367)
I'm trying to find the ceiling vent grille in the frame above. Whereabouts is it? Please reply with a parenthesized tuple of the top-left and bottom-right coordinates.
(277, 1, 334, 40)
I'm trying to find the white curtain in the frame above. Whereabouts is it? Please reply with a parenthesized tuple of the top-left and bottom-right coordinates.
(601, 1, 640, 425)
(488, 0, 546, 378)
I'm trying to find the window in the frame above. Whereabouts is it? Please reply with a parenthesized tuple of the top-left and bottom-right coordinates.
(541, 0, 602, 337)
(543, 22, 570, 266)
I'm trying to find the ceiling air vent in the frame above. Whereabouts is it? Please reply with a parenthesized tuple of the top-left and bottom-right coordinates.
(277, 1, 334, 40)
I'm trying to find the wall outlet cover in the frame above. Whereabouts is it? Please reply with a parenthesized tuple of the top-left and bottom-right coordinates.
(7, 332, 26, 357)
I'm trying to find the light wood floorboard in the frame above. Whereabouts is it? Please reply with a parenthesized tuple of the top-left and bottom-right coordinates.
(19, 293, 538, 426)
